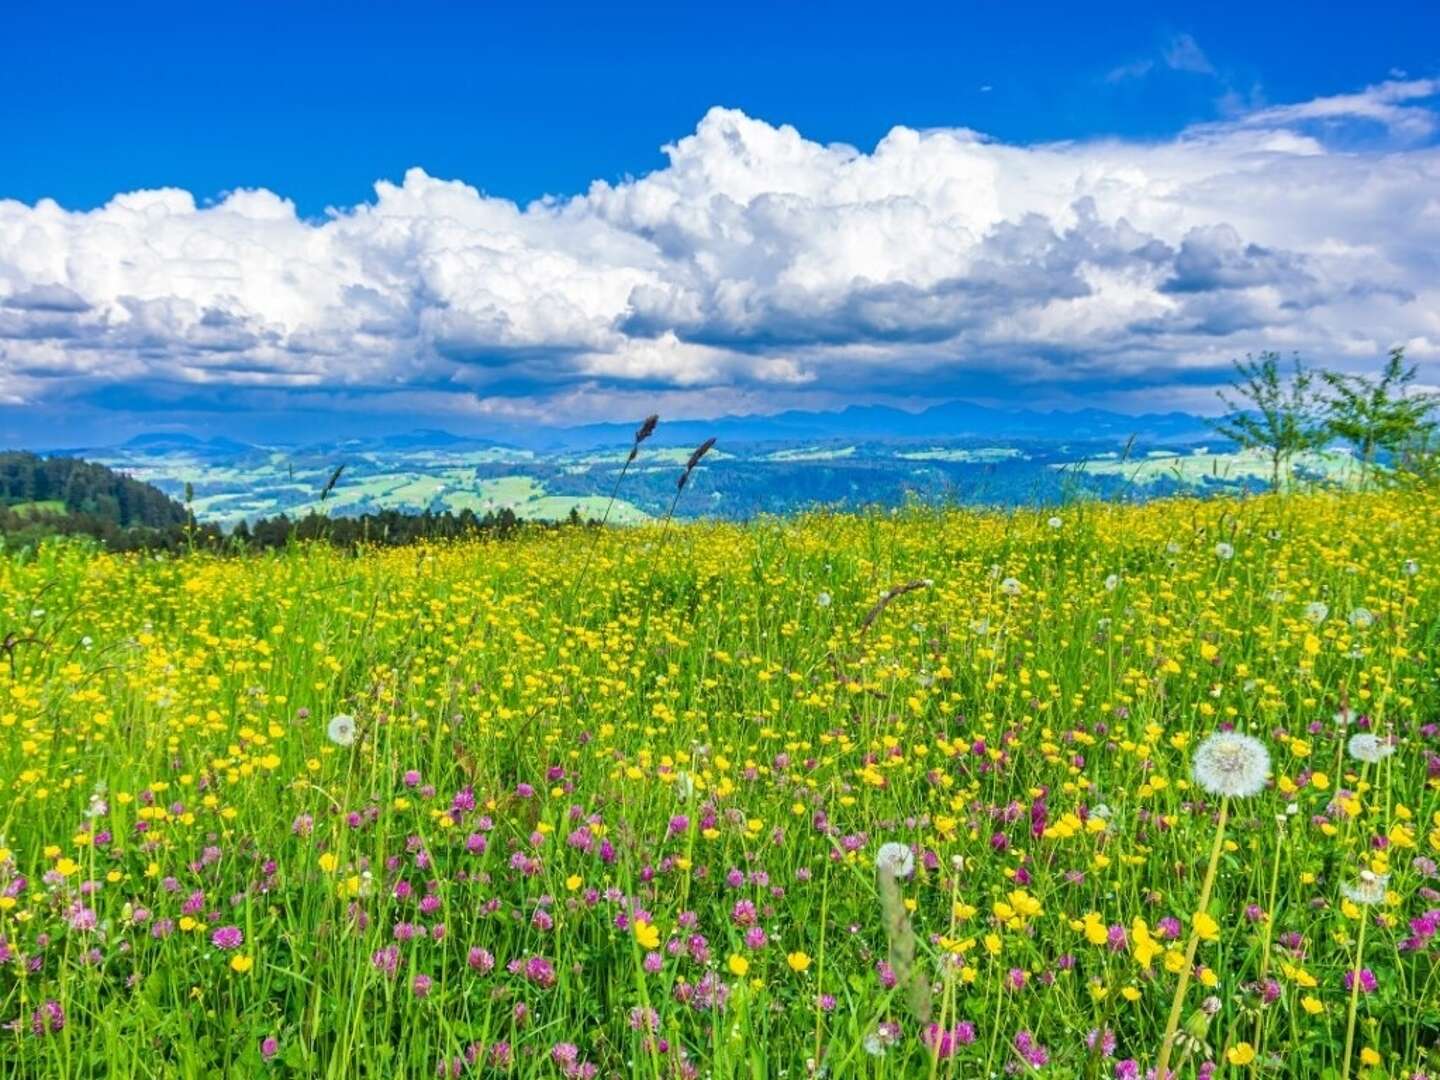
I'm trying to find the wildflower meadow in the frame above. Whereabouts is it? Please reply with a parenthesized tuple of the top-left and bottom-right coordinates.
(2, 488, 1439, 1078)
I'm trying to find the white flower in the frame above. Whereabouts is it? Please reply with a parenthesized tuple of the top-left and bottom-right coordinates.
(1347, 607, 1374, 629)
(326, 713, 357, 747)
(999, 577, 1022, 596)
(874, 842, 915, 879)
(1047, 516, 1063, 530)
(1214, 542, 1235, 560)
(1346, 733, 1394, 764)
(1191, 731, 1270, 798)
(1402, 559, 1419, 577)
(1103, 574, 1120, 592)
(1341, 870, 1389, 906)
(816, 591, 832, 608)
(1303, 602, 1329, 625)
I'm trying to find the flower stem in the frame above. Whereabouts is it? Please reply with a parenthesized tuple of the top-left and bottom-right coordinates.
(1341, 912, 1369, 1080)
(1254, 814, 1286, 1052)
(1156, 796, 1229, 1080)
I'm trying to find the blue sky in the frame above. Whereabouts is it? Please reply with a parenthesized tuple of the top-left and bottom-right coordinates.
(5, 2, 1436, 214)
(1, 2, 1439, 445)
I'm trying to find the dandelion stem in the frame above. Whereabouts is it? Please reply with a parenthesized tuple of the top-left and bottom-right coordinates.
(1156, 795, 1229, 1080)
(1340, 912, 1369, 1080)
(1254, 813, 1286, 1053)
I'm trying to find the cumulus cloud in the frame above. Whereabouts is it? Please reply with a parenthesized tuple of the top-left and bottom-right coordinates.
(2, 78, 1439, 425)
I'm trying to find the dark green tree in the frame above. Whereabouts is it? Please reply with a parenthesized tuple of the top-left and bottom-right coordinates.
(1321, 346, 1437, 484)
(1211, 352, 1327, 491)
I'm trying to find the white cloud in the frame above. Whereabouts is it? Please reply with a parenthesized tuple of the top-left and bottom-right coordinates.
(1163, 33, 1215, 76)
(2, 79, 1439, 422)
(1224, 78, 1440, 140)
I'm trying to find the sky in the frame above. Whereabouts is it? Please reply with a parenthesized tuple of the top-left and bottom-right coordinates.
(1, 1, 1439, 446)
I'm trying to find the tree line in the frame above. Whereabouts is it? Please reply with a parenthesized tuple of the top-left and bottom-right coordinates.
(0, 451, 190, 527)
(0, 502, 594, 554)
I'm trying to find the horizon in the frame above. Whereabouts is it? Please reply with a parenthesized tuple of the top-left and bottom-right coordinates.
(3, 3, 1439, 447)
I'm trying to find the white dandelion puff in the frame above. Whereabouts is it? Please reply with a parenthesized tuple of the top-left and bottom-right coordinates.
(1165, 541, 1182, 555)
(1402, 559, 1419, 577)
(1214, 542, 1235, 561)
(1346, 733, 1394, 764)
(1347, 607, 1374, 629)
(999, 577, 1022, 596)
(1047, 516, 1063, 530)
(1191, 731, 1270, 798)
(1340, 870, 1389, 906)
(326, 713, 357, 747)
(1304, 602, 1329, 625)
(874, 842, 915, 879)
(816, 591, 832, 608)
(1104, 574, 1120, 592)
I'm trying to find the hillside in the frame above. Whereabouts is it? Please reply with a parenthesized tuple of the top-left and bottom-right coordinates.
(0, 451, 189, 528)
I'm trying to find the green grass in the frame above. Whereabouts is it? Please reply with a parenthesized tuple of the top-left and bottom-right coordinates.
(1, 488, 1437, 1077)
(4, 499, 66, 517)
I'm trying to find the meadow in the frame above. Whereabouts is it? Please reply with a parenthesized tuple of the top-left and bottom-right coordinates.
(1, 489, 1438, 1078)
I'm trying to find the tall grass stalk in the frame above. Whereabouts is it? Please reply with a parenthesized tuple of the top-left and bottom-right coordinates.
(1155, 796, 1229, 1080)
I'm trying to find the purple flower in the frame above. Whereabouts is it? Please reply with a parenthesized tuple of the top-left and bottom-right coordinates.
(1344, 968, 1378, 993)
(923, 1021, 976, 1059)
(371, 945, 400, 977)
(467, 946, 495, 973)
(211, 926, 244, 950)
(29, 1000, 64, 1037)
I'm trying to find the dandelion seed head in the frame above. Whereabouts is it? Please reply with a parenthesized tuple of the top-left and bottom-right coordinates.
(1191, 731, 1270, 798)
(1347, 733, 1394, 764)
(874, 842, 915, 879)
(327, 714, 357, 747)
(1341, 872, 1389, 906)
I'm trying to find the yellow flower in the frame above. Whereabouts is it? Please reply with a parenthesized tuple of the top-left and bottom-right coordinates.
(230, 954, 254, 974)
(317, 852, 339, 873)
(54, 857, 79, 877)
(1193, 911, 1219, 942)
(1131, 919, 1162, 969)
(786, 951, 811, 973)
(1301, 995, 1324, 1015)
(565, 874, 582, 892)
(1226, 1042, 1256, 1066)
(1360, 1048, 1381, 1066)
(727, 954, 750, 977)
(634, 919, 660, 950)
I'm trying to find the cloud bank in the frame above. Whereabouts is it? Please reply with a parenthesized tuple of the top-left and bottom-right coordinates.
(2, 78, 1438, 431)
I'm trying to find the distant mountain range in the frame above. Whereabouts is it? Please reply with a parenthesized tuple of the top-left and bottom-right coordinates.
(58, 400, 1213, 460)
